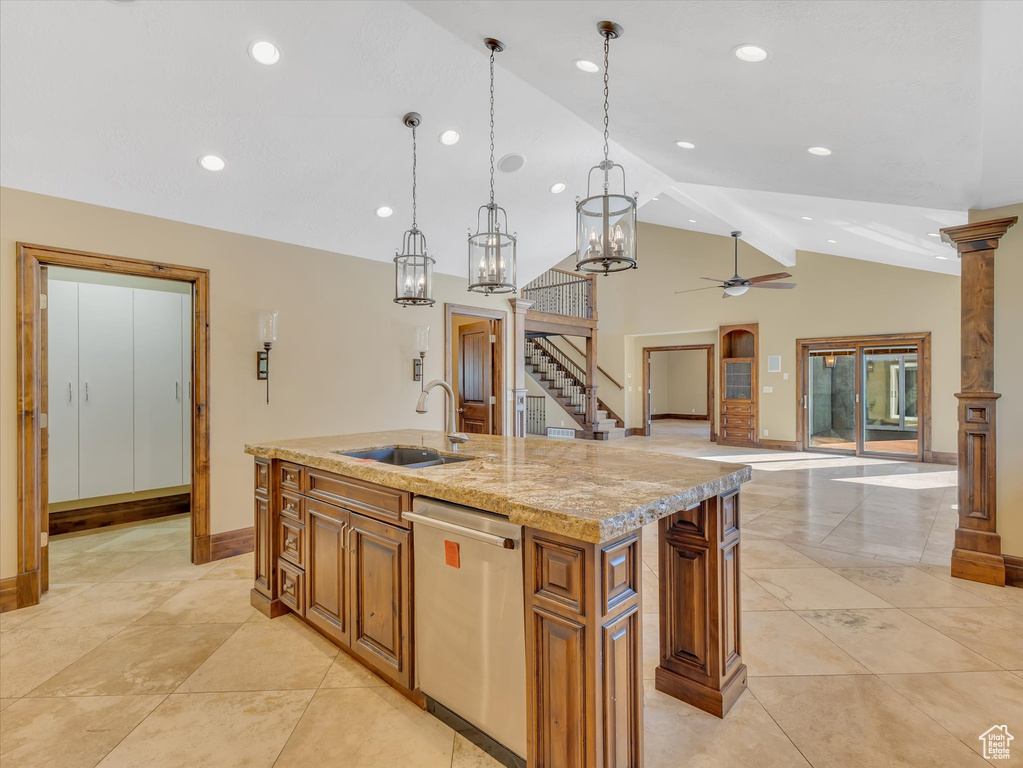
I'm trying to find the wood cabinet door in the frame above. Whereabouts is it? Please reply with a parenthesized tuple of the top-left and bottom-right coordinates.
(305, 501, 350, 645)
(349, 513, 411, 688)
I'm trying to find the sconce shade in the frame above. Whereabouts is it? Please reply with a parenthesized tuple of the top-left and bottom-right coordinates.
(415, 325, 431, 355)
(258, 309, 279, 346)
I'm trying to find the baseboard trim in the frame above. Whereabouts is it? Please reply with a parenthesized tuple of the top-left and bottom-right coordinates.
(211, 527, 255, 561)
(0, 576, 17, 613)
(50, 493, 190, 536)
(925, 451, 958, 465)
(760, 439, 799, 452)
(1005, 555, 1023, 589)
(951, 548, 1006, 587)
(626, 427, 645, 437)
(651, 413, 708, 421)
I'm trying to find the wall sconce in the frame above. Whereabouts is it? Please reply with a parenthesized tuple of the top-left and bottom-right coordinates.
(413, 325, 430, 384)
(257, 309, 279, 404)
(824, 355, 837, 369)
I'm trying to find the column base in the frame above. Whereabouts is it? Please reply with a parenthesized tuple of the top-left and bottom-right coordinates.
(655, 663, 747, 718)
(951, 548, 1005, 587)
(251, 589, 289, 618)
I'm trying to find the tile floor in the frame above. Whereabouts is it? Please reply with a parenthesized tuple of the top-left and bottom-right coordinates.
(1, 422, 1020, 767)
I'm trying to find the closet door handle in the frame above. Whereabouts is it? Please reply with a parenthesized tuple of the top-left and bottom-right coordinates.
(85, 382, 89, 402)
(68, 382, 73, 403)
(175, 381, 180, 401)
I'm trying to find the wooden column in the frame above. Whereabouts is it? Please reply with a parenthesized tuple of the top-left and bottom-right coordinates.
(941, 216, 1017, 586)
(585, 333, 599, 432)
(655, 489, 746, 717)
(509, 298, 534, 438)
(523, 527, 643, 768)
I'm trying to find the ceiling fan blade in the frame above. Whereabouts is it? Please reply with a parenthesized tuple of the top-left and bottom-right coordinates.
(674, 285, 721, 294)
(749, 282, 797, 289)
(700, 277, 732, 283)
(746, 272, 793, 283)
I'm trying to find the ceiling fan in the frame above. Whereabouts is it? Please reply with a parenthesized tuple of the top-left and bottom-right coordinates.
(676, 230, 797, 298)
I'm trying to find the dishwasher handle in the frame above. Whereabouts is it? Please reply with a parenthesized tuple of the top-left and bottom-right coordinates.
(402, 510, 517, 550)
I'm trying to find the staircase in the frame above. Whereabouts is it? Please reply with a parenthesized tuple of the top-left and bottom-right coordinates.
(525, 337, 626, 440)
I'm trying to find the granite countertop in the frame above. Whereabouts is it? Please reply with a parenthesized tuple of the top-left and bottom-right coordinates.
(244, 430, 752, 543)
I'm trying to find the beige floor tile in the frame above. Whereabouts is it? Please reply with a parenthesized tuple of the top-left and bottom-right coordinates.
(0, 625, 122, 698)
(741, 574, 788, 611)
(0, 695, 165, 768)
(178, 614, 338, 692)
(106, 549, 220, 582)
(880, 671, 1023, 762)
(833, 566, 996, 608)
(906, 606, 1023, 669)
(450, 733, 504, 767)
(85, 526, 189, 553)
(95, 690, 313, 768)
(274, 687, 454, 768)
(641, 569, 659, 613)
(201, 552, 255, 580)
(785, 543, 892, 568)
(799, 608, 1000, 674)
(741, 515, 836, 544)
(28, 624, 237, 696)
(817, 532, 925, 562)
(319, 650, 387, 688)
(135, 579, 257, 625)
(742, 611, 869, 676)
(19, 581, 188, 629)
(0, 584, 92, 632)
(750, 674, 989, 767)
(645, 682, 809, 767)
(741, 539, 820, 569)
(49, 551, 157, 583)
(827, 519, 930, 547)
(746, 567, 893, 610)
(0, 698, 17, 711)
(48, 526, 141, 556)
(643, 612, 659, 680)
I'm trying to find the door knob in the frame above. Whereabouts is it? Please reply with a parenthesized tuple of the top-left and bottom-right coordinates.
(457, 408, 464, 413)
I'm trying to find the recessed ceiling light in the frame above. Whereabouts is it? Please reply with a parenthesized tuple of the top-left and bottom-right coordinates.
(927, 232, 940, 237)
(248, 40, 281, 66)
(497, 153, 525, 173)
(733, 45, 769, 62)
(801, 216, 813, 221)
(675, 141, 695, 149)
(198, 154, 225, 171)
(688, 219, 696, 223)
(808, 146, 832, 156)
(651, 197, 659, 201)
(374, 206, 393, 218)
(549, 182, 566, 194)
(935, 255, 949, 260)
(575, 59, 599, 73)
(827, 239, 837, 244)
(439, 130, 460, 146)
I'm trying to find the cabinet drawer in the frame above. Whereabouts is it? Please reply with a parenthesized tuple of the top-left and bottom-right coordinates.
(279, 516, 305, 568)
(279, 462, 303, 492)
(722, 414, 753, 430)
(306, 469, 411, 528)
(722, 402, 753, 415)
(254, 460, 270, 495)
(722, 428, 756, 444)
(280, 490, 304, 523)
(278, 560, 305, 615)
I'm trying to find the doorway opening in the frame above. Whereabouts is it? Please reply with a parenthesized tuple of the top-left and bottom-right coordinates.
(16, 243, 211, 610)
(641, 344, 716, 440)
(796, 333, 931, 461)
(444, 303, 506, 435)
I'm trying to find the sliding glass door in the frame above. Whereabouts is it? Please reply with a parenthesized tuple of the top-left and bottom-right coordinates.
(807, 350, 856, 452)
(862, 348, 919, 457)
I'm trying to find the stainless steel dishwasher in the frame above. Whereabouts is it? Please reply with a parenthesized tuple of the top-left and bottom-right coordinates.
(405, 498, 526, 762)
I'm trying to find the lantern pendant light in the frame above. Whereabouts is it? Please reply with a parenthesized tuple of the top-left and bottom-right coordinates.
(393, 112, 436, 306)
(576, 21, 638, 275)
(467, 38, 517, 295)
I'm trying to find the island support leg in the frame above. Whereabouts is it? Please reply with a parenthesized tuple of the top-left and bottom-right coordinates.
(655, 488, 746, 718)
(523, 527, 644, 768)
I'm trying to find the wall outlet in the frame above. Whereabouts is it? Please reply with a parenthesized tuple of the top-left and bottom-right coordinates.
(560, 420, 565, 427)
(783, 372, 789, 380)
(763, 429, 769, 437)
(763, 385, 773, 394)
(628, 385, 632, 392)
(691, 408, 696, 413)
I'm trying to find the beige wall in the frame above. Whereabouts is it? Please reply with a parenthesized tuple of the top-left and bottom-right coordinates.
(0, 187, 514, 578)
(570, 224, 961, 451)
(974, 203, 1023, 560)
(624, 331, 718, 428)
(648, 349, 706, 416)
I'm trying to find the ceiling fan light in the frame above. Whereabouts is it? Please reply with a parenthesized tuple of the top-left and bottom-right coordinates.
(724, 284, 750, 297)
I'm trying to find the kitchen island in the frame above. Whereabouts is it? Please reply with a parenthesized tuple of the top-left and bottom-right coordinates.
(245, 429, 751, 768)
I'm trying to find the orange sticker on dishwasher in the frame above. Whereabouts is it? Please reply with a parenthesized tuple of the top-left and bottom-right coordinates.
(444, 540, 460, 568)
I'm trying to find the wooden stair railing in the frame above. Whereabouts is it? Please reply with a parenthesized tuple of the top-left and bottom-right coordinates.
(526, 337, 624, 435)
(554, 335, 624, 391)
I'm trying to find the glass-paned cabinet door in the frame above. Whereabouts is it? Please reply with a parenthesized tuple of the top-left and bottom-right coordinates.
(724, 361, 752, 400)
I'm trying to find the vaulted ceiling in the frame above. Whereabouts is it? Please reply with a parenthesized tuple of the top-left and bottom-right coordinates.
(2, 0, 1021, 281)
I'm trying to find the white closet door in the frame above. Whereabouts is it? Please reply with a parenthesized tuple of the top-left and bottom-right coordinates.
(181, 292, 192, 486)
(79, 283, 135, 498)
(47, 280, 80, 503)
(133, 288, 184, 491)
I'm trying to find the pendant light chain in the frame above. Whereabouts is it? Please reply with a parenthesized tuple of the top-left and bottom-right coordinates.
(489, 46, 496, 207)
(411, 122, 418, 230)
(602, 33, 611, 166)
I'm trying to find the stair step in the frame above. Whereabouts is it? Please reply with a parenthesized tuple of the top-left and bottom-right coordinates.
(603, 427, 627, 440)
(596, 419, 617, 431)
(597, 410, 608, 420)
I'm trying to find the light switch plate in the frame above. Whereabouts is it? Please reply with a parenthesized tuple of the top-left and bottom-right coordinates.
(763, 385, 773, 394)
(783, 372, 789, 380)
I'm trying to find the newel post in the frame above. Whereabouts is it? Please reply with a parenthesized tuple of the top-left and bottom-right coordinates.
(940, 216, 1017, 586)
(509, 298, 534, 438)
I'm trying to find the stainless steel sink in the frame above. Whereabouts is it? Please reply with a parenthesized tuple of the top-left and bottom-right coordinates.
(334, 446, 474, 468)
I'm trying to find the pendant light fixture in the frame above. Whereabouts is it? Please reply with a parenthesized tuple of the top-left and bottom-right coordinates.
(394, 112, 435, 306)
(467, 38, 517, 295)
(576, 21, 638, 275)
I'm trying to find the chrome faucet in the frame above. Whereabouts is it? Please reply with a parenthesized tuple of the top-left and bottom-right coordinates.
(416, 380, 469, 448)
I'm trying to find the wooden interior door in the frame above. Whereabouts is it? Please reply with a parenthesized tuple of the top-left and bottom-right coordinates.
(40, 267, 50, 592)
(457, 320, 493, 434)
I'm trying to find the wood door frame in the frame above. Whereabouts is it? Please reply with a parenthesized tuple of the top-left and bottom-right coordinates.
(16, 242, 211, 610)
(444, 303, 506, 436)
(795, 332, 932, 462)
(641, 344, 716, 439)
